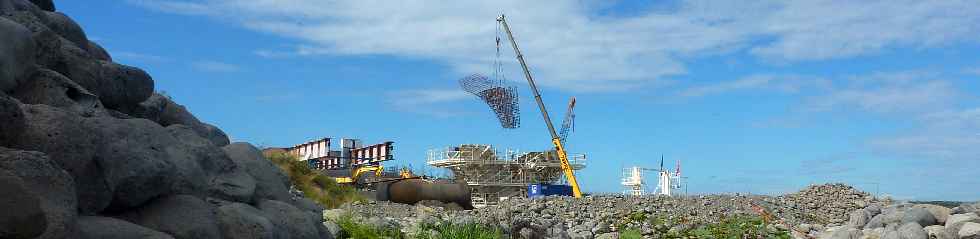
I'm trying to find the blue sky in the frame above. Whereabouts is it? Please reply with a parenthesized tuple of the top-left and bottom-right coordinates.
(59, 1, 980, 200)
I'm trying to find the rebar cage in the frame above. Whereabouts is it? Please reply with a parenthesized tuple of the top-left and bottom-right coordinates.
(459, 74, 520, 129)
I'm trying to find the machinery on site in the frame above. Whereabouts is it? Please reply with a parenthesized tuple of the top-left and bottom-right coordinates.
(496, 14, 585, 198)
(281, 137, 474, 208)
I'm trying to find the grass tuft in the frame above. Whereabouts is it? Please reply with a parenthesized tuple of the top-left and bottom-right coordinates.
(264, 151, 365, 208)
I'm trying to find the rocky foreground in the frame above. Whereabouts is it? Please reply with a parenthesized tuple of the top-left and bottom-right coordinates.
(332, 184, 980, 239)
(1, 0, 334, 238)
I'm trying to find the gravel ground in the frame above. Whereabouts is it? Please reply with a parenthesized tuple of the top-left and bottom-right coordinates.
(326, 183, 896, 238)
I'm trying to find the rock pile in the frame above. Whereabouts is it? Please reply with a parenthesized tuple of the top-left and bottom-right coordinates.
(332, 184, 889, 238)
(811, 201, 980, 239)
(0, 1, 333, 238)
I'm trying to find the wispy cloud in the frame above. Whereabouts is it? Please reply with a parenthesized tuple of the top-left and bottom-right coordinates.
(114, 51, 171, 63)
(964, 66, 980, 76)
(678, 74, 829, 98)
(129, 1, 980, 91)
(386, 89, 471, 117)
(867, 108, 980, 160)
(803, 71, 958, 114)
(191, 60, 242, 73)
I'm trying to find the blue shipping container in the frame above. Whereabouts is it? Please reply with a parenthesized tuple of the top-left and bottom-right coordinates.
(528, 184, 573, 197)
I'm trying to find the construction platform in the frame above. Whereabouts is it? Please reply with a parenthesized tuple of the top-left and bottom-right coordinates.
(427, 144, 585, 208)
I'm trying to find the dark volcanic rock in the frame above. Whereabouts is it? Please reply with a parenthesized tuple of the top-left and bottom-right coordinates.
(118, 195, 221, 239)
(0, 171, 47, 239)
(0, 16, 36, 92)
(14, 104, 178, 213)
(216, 203, 276, 239)
(258, 199, 321, 239)
(86, 40, 110, 61)
(29, 0, 53, 11)
(0, 94, 24, 147)
(25, 13, 152, 110)
(39, 11, 86, 49)
(75, 216, 174, 239)
(0, 148, 76, 239)
(223, 143, 291, 202)
(12, 68, 102, 115)
(130, 93, 229, 146)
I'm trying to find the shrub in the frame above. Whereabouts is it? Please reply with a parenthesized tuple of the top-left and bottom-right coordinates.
(263, 151, 365, 209)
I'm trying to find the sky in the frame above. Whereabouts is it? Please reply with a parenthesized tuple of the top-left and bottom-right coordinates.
(58, 0, 980, 201)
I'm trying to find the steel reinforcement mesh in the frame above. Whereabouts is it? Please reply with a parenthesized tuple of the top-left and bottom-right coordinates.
(459, 74, 520, 128)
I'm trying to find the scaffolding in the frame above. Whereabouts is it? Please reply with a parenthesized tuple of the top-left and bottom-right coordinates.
(427, 144, 585, 208)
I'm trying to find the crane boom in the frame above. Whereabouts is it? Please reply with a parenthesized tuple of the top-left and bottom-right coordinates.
(559, 97, 576, 144)
(497, 14, 583, 198)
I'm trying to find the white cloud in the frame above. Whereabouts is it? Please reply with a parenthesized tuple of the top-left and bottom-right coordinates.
(191, 60, 242, 73)
(130, 0, 980, 91)
(868, 108, 980, 160)
(678, 74, 829, 98)
(386, 89, 471, 117)
(804, 71, 958, 114)
(391, 89, 470, 105)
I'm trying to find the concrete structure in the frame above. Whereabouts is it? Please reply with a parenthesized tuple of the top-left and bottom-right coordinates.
(427, 144, 585, 208)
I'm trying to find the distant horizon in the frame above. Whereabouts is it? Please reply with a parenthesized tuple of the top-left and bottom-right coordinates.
(60, 1, 980, 201)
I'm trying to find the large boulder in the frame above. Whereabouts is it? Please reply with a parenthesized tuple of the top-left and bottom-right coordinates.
(916, 204, 953, 225)
(904, 207, 939, 227)
(959, 222, 980, 239)
(118, 195, 221, 239)
(0, 148, 76, 239)
(0, 171, 47, 239)
(897, 223, 928, 239)
(130, 93, 229, 146)
(164, 124, 254, 202)
(209, 167, 257, 204)
(216, 203, 276, 239)
(0, 16, 36, 92)
(74, 216, 173, 239)
(257, 199, 321, 239)
(23, 12, 153, 110)
(947, 213, 980, 238)
(12, 68, 102, 115)
(0, 93, 24, 147)
(86, 40, 110, 61)
(953, 204, 980, 216)
(39, 11, 86, 49)
(13, 105, 178, 213)
(223, 143, 291, 202)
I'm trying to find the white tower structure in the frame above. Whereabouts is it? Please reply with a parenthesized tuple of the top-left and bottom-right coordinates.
(623, 157, 684, 196)
(621, 167, 646, 196)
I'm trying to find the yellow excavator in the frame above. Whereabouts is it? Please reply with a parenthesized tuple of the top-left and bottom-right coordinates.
(333, 165, 384, 184)
(497, 15, 584, 198)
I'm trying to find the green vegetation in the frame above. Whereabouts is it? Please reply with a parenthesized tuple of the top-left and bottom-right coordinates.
(619, 229, 644, 239)
(620, 213, 791, 239)
(414, 222, 503, 239)
(332, 213, 503, 239)
(264, 151, 365, 208)
(335, 214, 405, 239)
